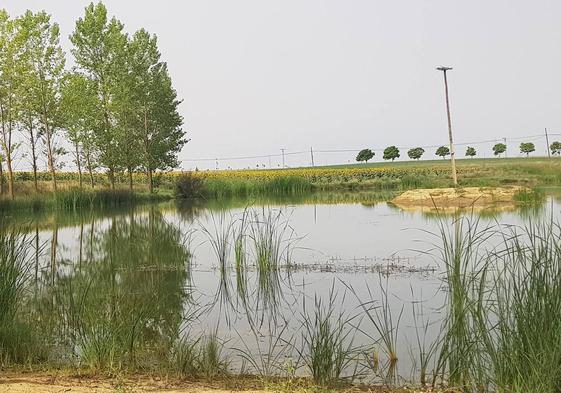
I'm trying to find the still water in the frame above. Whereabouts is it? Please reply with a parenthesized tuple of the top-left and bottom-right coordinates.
(7, 191, 560, 382)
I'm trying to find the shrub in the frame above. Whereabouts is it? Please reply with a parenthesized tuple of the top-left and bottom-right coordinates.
(175, 172, 204, 198)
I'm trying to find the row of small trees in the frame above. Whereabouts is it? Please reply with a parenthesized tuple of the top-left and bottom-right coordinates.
(356, 142, 561, 163)
(0, 2, 186, 199)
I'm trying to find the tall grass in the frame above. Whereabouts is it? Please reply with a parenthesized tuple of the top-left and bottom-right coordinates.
(436, 218, 561, 392)
(473, 222, 561, 393)
(202, 176, 312, 199)
(298, 286, 359, 387)
(0, 189, 169, 214)
(345, 276, 403, 365)
(172, 333, 229, 378)
(0, 225, 46, 364)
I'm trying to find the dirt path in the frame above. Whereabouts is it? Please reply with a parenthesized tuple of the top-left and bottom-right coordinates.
(0, 373, 269, 393)
(0, 372, 435, 393)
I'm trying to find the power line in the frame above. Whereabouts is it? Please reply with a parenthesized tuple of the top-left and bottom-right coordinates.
(180, 133, 554, 164)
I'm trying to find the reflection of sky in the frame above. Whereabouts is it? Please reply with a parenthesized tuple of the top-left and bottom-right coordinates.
(26, 196, 560, 382)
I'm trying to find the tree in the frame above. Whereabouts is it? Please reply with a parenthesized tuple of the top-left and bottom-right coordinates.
(383, 146, 400, 161)
(126, 28, 185, 192)
(70, 2, 128, 189)
(407, 147, 424, 160)
(60, 72, 99, 188)
(519, 142, 535, 157)
(436, 146, 450, 159)
(0, 10, 21, 199)
(493, 143, 507, 157)
(465, 146, 476, 158)
(17, 11, 66, 193)
(356, 148, 374, 163)
(550, 141, 561, 156)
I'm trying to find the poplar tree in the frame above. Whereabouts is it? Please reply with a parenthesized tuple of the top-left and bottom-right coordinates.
(0, 11, 20, 198)
(70, 2, 127, 189)
(17, 11, 66, 192)
(127, 29, 185, 193)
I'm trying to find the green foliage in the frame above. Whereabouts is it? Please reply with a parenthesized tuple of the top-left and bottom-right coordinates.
(493, 143, 507, 156)
(300, 290, 358, 387)
(550, 141, 561, 156)
(519, 142, 535, 157)
(0, 3, 186, 198)
(435, 146, 450, 159)
(355, 148, 374, 163)
(175, 172, 204, 198)
(407, 147, 425, 160)
(465, 146, 476, 157)
(69, 3, 185, 192)
(382, 146, 400, 161)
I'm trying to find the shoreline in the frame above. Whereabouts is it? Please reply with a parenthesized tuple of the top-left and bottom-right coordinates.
(0, 370, 443, 393)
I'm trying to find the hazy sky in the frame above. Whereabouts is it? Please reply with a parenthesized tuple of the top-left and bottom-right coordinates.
(4, 0, 561, 169)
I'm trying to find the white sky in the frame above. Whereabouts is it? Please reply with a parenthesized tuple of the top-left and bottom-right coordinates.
(3, 0, 561, 170)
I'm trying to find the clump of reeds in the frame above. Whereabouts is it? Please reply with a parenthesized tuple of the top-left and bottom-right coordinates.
(0, 225, 46, 364)
(298, 287, 358, 387)
(434, 217, 561, 392)
(171, 333, 229, 378)
(345, 276, 403, 365)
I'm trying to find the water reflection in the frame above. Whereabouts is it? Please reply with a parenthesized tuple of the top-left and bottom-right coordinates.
(29, 209, 192, 368)
(2, 192, 558, 382)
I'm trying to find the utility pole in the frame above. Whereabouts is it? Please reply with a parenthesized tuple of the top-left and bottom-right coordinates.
(281, 149, 285, 168)
(503, 137, 507, 158)
(545, 128, 551, 158)
(310, 147, 315, 167)
(437, 66, 458, 186)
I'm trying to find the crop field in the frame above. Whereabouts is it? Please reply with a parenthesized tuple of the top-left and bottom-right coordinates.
(3, 157, 561, 198)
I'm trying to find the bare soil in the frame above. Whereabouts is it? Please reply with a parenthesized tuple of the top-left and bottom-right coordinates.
(0, 371, 437, 393)
(391, 186, 525, 210)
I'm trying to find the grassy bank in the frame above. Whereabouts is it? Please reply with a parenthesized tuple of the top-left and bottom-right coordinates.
(1, 157, 560, 207)
(0, 188, 172, 213)
(178, 157, 561, 198)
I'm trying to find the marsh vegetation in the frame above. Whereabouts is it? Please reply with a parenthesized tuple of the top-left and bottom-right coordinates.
(0, 191, 560, 392)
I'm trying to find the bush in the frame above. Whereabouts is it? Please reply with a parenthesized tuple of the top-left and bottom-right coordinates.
(175, 172, 204, 198)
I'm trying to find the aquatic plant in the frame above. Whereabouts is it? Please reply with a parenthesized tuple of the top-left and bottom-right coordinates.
(298, 287, 359, 387)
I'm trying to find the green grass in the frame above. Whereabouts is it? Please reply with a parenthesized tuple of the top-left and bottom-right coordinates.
(0, 225, 48, 365)
(0, 188, 171, 214)
(201, 176, 313, 199)
(435, 218, 561, 392)
(299, 288, 359, 387)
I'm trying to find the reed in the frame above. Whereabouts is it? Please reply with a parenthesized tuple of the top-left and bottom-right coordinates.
(298, 287, 359, 387)
(0, 226, 44, 364)
(346, 276, 403, 364)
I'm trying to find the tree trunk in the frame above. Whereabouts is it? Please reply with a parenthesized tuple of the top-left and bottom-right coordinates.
(29, 123, 38, 193)
(108, 168, 115, 189)
(128, 167, 133, 191)
(0, 159, 3, 195)
(85, 151, 95, 189)
(6, 155, 14, 199)
(147, 169, 153, 194)
(46, 133, 57, 193)
(143, 109, 154, 194)
(75, 142, 83, 189)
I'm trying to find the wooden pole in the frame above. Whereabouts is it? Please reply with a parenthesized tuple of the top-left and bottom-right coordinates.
(438, 67, 458, 186)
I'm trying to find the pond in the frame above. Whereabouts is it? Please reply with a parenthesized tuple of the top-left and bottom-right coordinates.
(3, 190, 560, 385)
